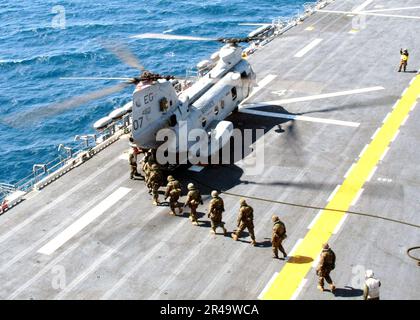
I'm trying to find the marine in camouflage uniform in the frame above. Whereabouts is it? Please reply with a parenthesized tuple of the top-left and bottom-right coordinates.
(271, 215, 287, 259)
(141, 149, 154, 182)
(184, 183, 203, 226)
(232, 199, 256, 246)
(148, 164, 163, 206)
(165, 176, 183, 215)
(208, 191, 227, 235)
(128, 150, 139, 180)
(316, 243, 336, 292)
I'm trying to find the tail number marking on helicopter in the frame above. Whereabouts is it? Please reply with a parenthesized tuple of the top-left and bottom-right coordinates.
(133, 117, 144, 130)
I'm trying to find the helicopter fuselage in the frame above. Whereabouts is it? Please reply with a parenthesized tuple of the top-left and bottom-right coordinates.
(131, 44, 257, 163)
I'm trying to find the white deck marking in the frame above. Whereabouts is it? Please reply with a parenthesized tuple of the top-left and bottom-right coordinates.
(358, 144, 369, 158)
(288, 239, 303, 258)
(307, 210, 323, 229)
(238, 109, 360, 128)
(119, 153, 129, 160)
(245, 86, 384, 106)
(38, 187, 131, 255)
(380, 147, 390, 161)
(366, 166, 378, 182)
(401, 114, 410, 126)
(344, 163, 356, 179)
(0, 174, 129, 272)
(333, 214, 348, 234)
(327, 185, 341, 202)
(54, 228, 139, 300)
(258, 272, 279, 300)
(371, 128, 381, 140)
(239, 74, 277, 106)
(7, 191, 141, 300)
(0, 156, 124, 246)
(410, 102, 417, 112)
(392, 99, 401, 109)
(364, 6, 420, 13)
(294, 38, 323, 58)
(351, 188, 364, 206)
(391, 130, 400, 143)
(317, 9, 420, 20)
(382, 112, 392, 124)
(290, 279, 308, 300)
(353, 0, 373, 12)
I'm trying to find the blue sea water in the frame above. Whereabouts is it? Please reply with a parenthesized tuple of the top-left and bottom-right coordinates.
(0, 0, 312, 185)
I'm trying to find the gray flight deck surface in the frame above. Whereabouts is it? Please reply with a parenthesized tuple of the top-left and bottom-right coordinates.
(1, 0, 420, 300)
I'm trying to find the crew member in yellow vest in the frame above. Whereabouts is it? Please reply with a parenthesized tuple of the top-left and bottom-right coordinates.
(398, 48, 409, 72)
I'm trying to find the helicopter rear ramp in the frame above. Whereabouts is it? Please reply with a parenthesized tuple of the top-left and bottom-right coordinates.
(0, 0, 419, 300)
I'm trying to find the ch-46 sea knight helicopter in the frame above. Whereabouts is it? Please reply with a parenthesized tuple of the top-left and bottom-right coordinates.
(64, 34, 264, 168)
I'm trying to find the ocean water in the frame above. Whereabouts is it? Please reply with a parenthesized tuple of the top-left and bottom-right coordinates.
(0, 0, 312, 185)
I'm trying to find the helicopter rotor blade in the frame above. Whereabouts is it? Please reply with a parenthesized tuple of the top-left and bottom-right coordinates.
(103, 42, 145, 72)
(4, 82, 131, 128)
(60, 77, 135, 81)
(130, 33, 217, 42)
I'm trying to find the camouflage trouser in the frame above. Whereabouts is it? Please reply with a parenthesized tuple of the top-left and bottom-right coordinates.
(152, 186, 160, 204)
(130, 164, 138, 178)
(399, 61, 407, 72)
(318, 268, 333, 287)
(272, 239, 287, 258)
(188, 204, 199, 222)
(234, 222, 255, 240)
(169, 200, 182, 214)
(210, 219, 225, 231)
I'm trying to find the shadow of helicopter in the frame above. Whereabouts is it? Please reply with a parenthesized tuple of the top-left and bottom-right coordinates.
(167, 96, 403, 201)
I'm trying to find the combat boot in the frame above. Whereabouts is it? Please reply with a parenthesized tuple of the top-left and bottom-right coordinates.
(222, 227, 227, 236)
(192, 221, 199, 226)
(231, 233, 238, 241)
(330, 284, 336, 293)
(317, 285, 324, 292)
(210, 228, 216, 234)
(179, 206, 183, 214)
(251, 240, 257, 246)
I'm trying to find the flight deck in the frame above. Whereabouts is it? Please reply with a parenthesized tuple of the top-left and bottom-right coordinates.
(0, 0, 419, 300)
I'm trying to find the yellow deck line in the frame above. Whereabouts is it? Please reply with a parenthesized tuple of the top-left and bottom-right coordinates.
(262, 75, 420, 300)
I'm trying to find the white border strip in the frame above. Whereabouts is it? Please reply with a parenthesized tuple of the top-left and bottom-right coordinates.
(291, 279, 308, 300)
(294, 39, 323, 58)
(351, 188, 364, 206)
(258, 272, 279, 300)
(38, 187, 131, 255)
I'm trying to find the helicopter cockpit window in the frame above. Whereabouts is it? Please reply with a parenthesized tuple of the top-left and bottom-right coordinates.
(160, 97, 169, 112)
(241, 71, 248, 78)
(220, 100, 225, 109)
(201, 118, 207, 127)
(231, 87, 237, 100)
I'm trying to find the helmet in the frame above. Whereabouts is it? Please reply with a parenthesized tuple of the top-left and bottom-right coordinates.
(187, 183, 195, 190)
(211, 190, 219, 198)
(239, 198, 247, 206)
(167, 175, 175, 182)
(272, 215, 279, 222)
(322, 243, 330, 250)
